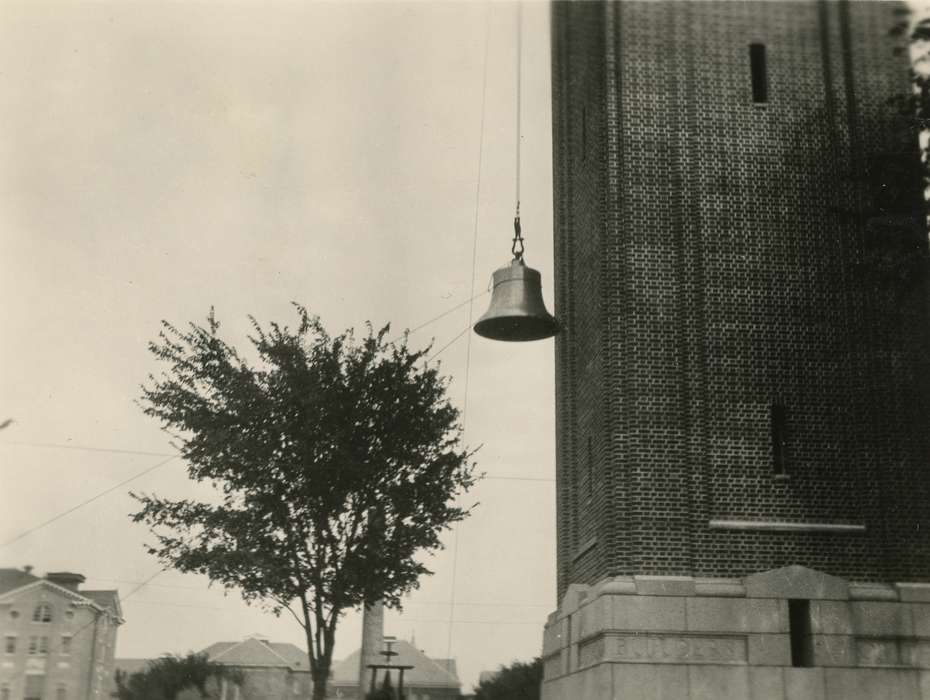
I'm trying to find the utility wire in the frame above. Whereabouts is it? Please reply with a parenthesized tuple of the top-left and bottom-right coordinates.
(87, 579, 553, 608)
(426, 325, 471, 364)
(121, 597, 551, 611)
(1, 439, 553, 481)
(445, 4, 493, 685)
(390, 290, 489, 345)
(69, 568, 166, 641)
(0, 441, 176, 458)
(0, 455, 178, 548)
(1, 439, 555, 482)
(122, 598, 544, 625)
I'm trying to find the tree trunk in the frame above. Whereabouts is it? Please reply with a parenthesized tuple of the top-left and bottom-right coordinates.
(311, 663, 329, 700)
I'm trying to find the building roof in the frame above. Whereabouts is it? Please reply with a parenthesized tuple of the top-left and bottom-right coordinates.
(0, 568, 39, 594)
(330, 640, 460, 689)
(202, 637, 308, 670)
(434, 659, 458, 679)
(0, 569, 122, 622)
(82, 590, 122, 618)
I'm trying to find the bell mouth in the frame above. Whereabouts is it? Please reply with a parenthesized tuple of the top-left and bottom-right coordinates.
(474, 314, 560, 342)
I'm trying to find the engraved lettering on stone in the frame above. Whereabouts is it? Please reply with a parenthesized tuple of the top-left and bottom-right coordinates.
(901, 641, 930, 669)
(857, 639, 898, 667)
(814, 637, 849, 663)
(608, 635, 745, 664)
(578, 637, 605, 667)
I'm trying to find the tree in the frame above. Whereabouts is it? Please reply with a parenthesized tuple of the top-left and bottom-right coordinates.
(114, 652, 242, 700)
(891, 8, 930, 145)
(474, 658, 542, 700)
(131, 306, 478, 700)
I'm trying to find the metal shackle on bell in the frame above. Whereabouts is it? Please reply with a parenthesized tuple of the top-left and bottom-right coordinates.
(473, 256, 560, 342)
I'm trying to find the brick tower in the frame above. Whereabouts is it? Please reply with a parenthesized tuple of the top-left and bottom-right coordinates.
(543, 1, 930, 698)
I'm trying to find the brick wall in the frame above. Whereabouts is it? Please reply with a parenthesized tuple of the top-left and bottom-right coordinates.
(552, 0, 930, 598)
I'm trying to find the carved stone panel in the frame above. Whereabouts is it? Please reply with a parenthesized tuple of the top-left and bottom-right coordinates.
(603, 633, 747, 665)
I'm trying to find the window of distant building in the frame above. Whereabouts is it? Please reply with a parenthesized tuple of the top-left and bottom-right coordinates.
(56, 686, 66, 700)
(60, 637, 71, 655)
(1, 685, 9, 700)
(9, 610, 19, 620)
(24, 676, 44, 700)
(27, 637, 49, 656)
(32, 605, 52, 623)
(64, 610, 74, 621)
(3, 636, 14, 654)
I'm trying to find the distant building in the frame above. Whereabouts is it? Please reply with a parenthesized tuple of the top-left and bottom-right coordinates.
(114, 635, 311, 700)
(0, 567, 122, 700)
(200, 635, 311, 700)
(115, 635, 460, 700)
(328, 639, 461, 700)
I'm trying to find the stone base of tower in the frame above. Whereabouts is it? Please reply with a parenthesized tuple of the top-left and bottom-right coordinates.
(541, 566, 930, 700)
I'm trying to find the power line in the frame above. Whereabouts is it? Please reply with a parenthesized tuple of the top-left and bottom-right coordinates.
(390, 290, 490, 346)
(402, 618, 543, 627)
(0, 455, 178, 548)
(426, 325, 471, 363)
(0, 440, 175, 458)
(483, 475, 553, 482)
(1, 440, 553, 482)
(70, 569, 166, 641)
(122, 599, 545, 626)
(86, 579, 552, 608)
(445, 2, 493, 679)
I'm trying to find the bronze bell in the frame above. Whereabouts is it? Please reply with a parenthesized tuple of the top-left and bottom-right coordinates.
(473, 257, 560, 341)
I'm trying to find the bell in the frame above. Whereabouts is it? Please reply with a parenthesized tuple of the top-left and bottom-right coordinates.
(474, 258, 560, 341)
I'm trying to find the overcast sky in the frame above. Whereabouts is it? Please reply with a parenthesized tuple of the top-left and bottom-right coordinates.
(0, 1, 555, 692)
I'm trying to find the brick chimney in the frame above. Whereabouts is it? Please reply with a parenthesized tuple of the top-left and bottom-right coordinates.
(45, 572, 85, 592)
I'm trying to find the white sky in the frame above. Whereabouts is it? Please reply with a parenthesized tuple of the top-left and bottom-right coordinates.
(0, 1, 556, 692)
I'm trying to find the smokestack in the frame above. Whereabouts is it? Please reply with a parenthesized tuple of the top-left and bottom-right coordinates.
(357, 602, 384, 695)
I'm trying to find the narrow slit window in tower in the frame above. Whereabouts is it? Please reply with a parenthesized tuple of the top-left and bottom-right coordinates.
(771, 401, 787, 476)
(750, 43, 768, 103)
(581, 105, 587, 160)
(788, 599, 813, 667)
(586, 436, 593, 497)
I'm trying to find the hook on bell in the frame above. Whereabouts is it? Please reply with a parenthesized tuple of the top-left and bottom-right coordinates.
(473, 257, 560, 342)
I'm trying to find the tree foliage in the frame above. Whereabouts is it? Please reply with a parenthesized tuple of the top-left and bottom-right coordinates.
(114, 653, 242, 700)
(890, 9, 930, 137)
(474, 658, 542, 700)
(132, 306, 477, 700)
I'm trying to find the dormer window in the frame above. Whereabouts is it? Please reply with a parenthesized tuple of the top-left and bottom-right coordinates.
(32, 604, 52, 623)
